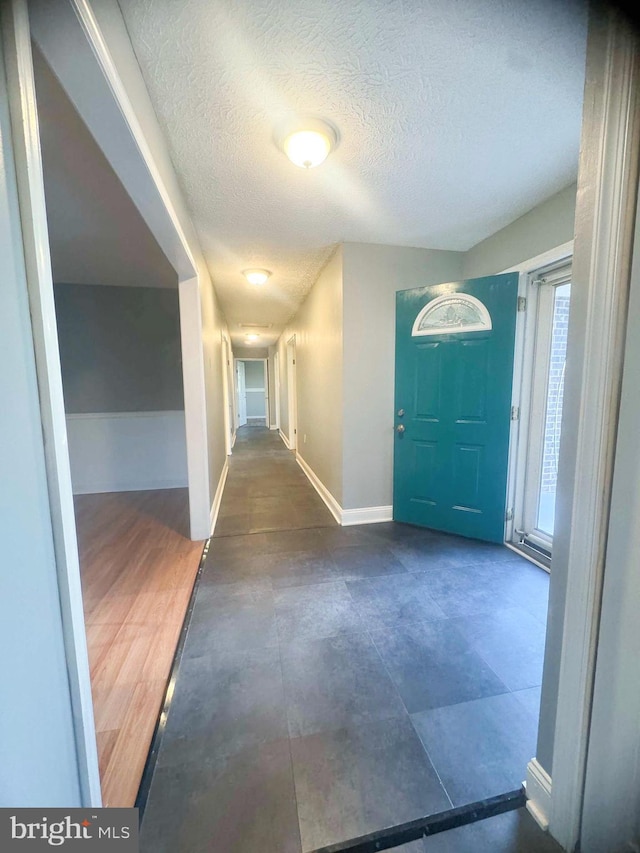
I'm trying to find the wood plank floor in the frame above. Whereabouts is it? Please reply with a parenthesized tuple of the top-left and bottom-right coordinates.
(74, 488, 203, 807)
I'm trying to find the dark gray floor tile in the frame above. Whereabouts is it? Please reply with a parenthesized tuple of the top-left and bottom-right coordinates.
(347, 573, 446, 628)
(214, 513, 252, 537)
(315, 524, 380, 548)
(275, 581, 368, 643)
(290, 716, 451, 852)
(281, 633, 406, 737)
(268, 549, 343, 589)
(453, 607, 546, 691)
(371, 619, 509, 713)
(392, 537, 516, 573)
(411, 692, 537, 806)
(421, 808, 562, 852)
(141, 740, 301, 853)
(513, 686, 542, 722)
(158, 646, 287, 767)
(490, 560, 550, 623)
(185, 586, 277, 657)
(197, 576, 273, 599)
(411, 564, 518, 618)
(330, 544, 409, 581)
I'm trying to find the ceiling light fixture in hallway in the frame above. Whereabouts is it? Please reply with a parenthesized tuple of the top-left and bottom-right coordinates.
(242, 269, 271, 285)
(276, 117, 339, 169)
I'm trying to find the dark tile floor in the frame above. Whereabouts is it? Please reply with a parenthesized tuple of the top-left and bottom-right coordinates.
(141, 427, 557, 852)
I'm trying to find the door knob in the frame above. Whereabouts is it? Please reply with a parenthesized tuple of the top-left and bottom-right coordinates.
(396, 424, 406, 434)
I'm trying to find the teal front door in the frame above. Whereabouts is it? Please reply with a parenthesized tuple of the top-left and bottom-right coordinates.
(393, 274, 518, 543)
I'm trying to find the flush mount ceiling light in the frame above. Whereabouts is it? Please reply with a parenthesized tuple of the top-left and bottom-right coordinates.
(245, 333, 260, 342)
(242, 269, 271, 286)
(276, 117, 339, 169)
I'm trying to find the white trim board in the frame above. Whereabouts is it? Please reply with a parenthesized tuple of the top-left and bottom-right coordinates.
(279, 429, 292, 450)
(526, 759, 552, 832)
(295, 451, 393, 527)
(342, 506, 393, 526)
(295, 453, 342, 524)
(209, 459, 229, 535)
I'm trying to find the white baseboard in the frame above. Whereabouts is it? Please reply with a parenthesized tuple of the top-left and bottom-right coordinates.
(342, 505, 393, 526)
(525, 758, 552, 832)
(295, 454, 393, 527)
(231, 431, 237, 448)
(295, 453, 342, 524)
(209, 459, 229, 535)
(269, 425, 278, 431)
(279, 429, 292, 450)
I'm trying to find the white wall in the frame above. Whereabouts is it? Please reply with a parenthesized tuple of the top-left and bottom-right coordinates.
(66, 411, 188, 494)
(277, 247, 344, 504)
(463, 183, 577, 279)
(342, 242, 464, 510)
(0, 43, 82, 805)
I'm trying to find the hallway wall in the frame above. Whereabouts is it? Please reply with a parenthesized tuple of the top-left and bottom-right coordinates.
(341, 243, 464, 512)
(462, 183, 577, 278)
(277, 247, 344, 505)
(87, 0, 231, 522)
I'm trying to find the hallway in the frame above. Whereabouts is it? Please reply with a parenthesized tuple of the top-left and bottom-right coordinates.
(140, 428, 556, 852)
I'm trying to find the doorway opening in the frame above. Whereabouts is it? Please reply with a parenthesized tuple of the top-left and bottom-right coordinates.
(31, 42, 204, 807)
(235, 357, 269, 428)
(221, 336, 235, 454)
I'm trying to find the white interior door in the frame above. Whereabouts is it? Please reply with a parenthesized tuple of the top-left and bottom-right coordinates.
(236, 360, 247, 426)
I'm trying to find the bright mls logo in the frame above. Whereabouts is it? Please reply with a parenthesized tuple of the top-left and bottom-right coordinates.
(1, 809, 138, 851)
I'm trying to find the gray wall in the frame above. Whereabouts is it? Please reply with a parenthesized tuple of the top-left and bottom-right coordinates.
(0, 47, 82, 805)
(54, 283, 184, 413)
(33, 43, 176, 290)
(463, 183, 577, 278)
(278, 247, 344, 504)
(342, 243, 464, 509)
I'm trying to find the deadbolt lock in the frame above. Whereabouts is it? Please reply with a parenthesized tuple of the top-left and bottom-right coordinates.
(397, 409, 405, 417)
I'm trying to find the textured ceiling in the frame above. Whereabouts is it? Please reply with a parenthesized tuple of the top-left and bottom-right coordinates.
(117, 0, 587, 345)
(33, 44, 176, 290)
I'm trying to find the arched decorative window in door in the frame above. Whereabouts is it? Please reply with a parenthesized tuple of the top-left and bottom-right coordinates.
(411, 293, 492, 337)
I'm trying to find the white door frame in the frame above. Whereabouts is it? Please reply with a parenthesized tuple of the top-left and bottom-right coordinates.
(501, 241, 573, 555)
(521, 8, 640, 850)
(287, 336, 298, 450)
(235, 357, 268, 425)
(6, 0, 211, 804)
(273, 351, 281, 431)
(221, 335, 234, 455)
(235, 359, 247, 427)
(503, 254, 573, 562)
(2, 0, 100, 805)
